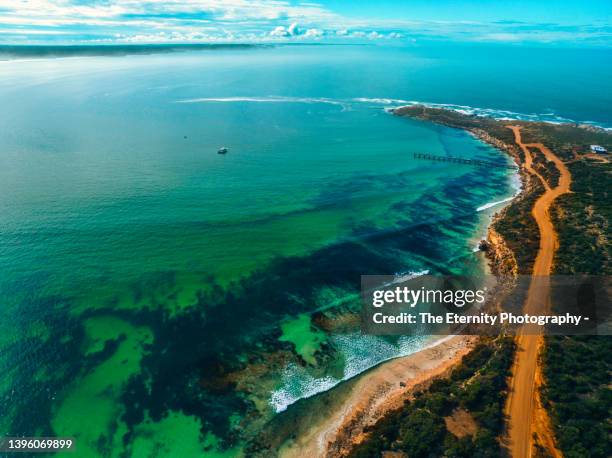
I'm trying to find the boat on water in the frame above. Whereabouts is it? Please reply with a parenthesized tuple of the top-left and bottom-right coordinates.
(217, 147, 228, 154)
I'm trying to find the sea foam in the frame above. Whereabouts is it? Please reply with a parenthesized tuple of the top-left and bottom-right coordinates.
(269, 333, 429, 413)
(176, 96, 611, 130)
(176, 96, 348, 108)
(476, 196, 515, 212)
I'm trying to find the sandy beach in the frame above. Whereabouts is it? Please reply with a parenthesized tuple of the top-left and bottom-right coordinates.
(280, 335, 476, 458)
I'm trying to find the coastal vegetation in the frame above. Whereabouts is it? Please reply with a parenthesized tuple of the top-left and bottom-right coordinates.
(540, 150, 611, 458)
(2, 41, 609, 458)
(550, 160, 611, 274)
(540, 336, 611, 458)
(531, 150, 560, 188)
(347, 337, 515, 458)
(492, 178, 542, 274)
(389, 106, 611, 457)
(392, 105, 546, 274)
(394, 104, 610, 280)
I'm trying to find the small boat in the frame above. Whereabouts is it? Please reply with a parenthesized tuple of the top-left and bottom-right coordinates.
(217, 147, 228, 155)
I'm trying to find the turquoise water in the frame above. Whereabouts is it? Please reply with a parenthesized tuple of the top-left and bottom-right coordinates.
(0, 44, 608, 456)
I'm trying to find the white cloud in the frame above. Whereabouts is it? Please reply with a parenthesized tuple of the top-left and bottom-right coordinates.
(269, 25, 288, 37)
(266, 24, 402, 42)
(0, 0, 337, 23)
(0, 28, 74, 35)
(287, 22, 299, 36)
(304, 28, 323, 38)
(268, 22, 325, 40)
(0, 0, 608, 45)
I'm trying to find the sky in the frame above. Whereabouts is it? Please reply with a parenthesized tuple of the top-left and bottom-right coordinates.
(0, 0, 610, 46)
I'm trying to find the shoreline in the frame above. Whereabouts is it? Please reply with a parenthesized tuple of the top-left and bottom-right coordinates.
(272, 126, 520, 417)
(280, 335, 477, 458)
(280, 109, 522, 457)
(372, 104, 606, 457)
(385, 102, 612, 133)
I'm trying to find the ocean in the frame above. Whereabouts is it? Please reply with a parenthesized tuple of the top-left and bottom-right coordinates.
(0, 43, 609, 456)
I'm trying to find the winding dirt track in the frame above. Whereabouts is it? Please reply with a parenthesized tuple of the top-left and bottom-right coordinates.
(505, 126, 571, 458)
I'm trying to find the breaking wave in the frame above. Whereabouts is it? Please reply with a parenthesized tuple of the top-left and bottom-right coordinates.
(357, 98, 612, 130)
(176, 96, 610, 130)
(269, 333, 455, 413)
(176, 96, 349, 109)
(476, 196, 515, 212)
(270, 334, 427, 413)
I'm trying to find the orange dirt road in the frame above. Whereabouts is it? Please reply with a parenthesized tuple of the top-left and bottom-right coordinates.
(504, 126, 571, 458)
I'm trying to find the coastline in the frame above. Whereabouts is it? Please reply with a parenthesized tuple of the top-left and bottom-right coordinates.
(280, 108, 522, 457)
(3, 40, 610, 458)
(345, 104, 611, 457)
(280, 335, 476, 458)
(268, 110, 520, 418)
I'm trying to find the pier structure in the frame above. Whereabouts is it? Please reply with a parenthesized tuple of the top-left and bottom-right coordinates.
(413, 152, 516, 169)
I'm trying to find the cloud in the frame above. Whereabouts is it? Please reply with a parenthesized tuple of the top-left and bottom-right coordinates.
(0, 0, 609, 45)
(266, 23, 401, 41)
(269, 21, 299, 37)
(287, 22, 299, 36)
(269, 25, 288, 37)
(304, 27, 323, 38)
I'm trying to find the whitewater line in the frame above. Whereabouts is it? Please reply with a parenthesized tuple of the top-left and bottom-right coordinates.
(476, 196, 515, 212)
(175, 96, 611, 131)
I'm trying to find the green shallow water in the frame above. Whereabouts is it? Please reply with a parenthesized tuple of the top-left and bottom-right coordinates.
(0, 44, 543, 456)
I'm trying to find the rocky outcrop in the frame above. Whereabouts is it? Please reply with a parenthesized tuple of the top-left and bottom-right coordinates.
(486, 226, 518, 278)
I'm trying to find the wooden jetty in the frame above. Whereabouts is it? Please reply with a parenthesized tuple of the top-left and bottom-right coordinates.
(413, 153, 516, 169)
